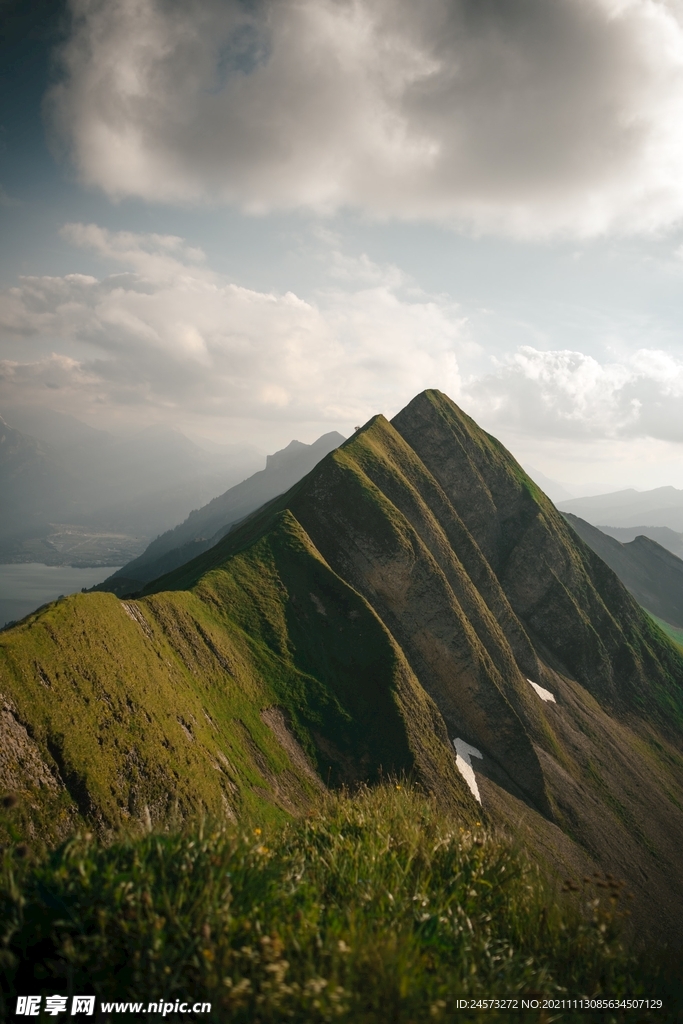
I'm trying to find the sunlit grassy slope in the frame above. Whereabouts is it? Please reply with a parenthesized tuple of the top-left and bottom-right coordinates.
(4, 785, 675, 1024)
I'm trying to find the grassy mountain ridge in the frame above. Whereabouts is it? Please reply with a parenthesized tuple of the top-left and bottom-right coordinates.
(157, 394, 682, 734)
(2, 390, 683, 945)
(143, 392, 683, 937)
(1, 506, 474, 846)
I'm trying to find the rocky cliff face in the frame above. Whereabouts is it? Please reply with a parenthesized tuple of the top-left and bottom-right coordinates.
(3, 391, 683, 942)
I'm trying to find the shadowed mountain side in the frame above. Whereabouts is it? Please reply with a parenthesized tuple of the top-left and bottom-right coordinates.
(286, 421, 554, 817)
(391, 391, 683, 731)
(96, 431, 345, 596)
(476, 670, 683, 946)
(564, 513, 683, 630)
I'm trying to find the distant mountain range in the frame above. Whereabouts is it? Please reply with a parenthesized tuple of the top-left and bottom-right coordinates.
(595, 523, 683, 558)
(3, 391, 683, 945)
(0, 408, 264, 566)
(95, 431, 345, 595)
(555, 490, 683, 628)
(558, 486, 683, 532)
(563, 513, 683, 629)
(0, 417, 76, 549)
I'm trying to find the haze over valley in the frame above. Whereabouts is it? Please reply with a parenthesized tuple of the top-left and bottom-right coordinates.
(0, 407, 263, 568)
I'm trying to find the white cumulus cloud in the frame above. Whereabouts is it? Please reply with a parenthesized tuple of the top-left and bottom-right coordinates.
(0, 224, 463, 435)
(466, 344, 683, 442)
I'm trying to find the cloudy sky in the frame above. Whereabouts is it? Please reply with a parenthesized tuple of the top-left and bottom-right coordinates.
(4, 0, 683, 492)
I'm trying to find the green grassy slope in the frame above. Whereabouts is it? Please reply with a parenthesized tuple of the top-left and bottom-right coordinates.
(644, 611, 683, 650)
(1, 510, 473, 845)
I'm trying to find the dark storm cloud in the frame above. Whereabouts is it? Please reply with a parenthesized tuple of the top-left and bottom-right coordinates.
(46, 0, 683, 235)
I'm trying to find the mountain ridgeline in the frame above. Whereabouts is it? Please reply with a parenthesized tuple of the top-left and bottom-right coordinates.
(2, 391, 683, 942)
(558, 485, 683, 533)
(96, 431, 345, 595)
(564, 512, 683, 630)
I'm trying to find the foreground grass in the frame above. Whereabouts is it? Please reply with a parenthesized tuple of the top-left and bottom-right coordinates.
(0, 786, 677, 1022)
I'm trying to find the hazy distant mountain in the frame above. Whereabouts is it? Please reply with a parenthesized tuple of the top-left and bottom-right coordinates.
(0, 411, 138, 564)
(523, 465, 574, 502)
(558, 486, 683, 531)
(0, 408, 263, 565)
(596, 523, 683, 559)
(73, 424, 263, 536)
(0, 417, 78, 542)
(4, 406, 113, 452)
(564, 513, 683, 628)
(97, 431, 346, 594)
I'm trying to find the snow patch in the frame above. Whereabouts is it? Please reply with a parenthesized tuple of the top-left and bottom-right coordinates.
(453, 738, 483, 804)
(527, 678, 556, 703)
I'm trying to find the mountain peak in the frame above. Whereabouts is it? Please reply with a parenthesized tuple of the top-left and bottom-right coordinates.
(4, 390, 683, 944)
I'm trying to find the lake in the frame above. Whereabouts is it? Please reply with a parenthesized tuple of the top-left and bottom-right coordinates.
(0, 563, 122, 629)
